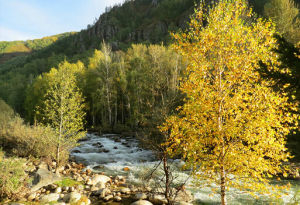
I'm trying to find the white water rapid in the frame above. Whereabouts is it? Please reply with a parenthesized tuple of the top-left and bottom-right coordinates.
(70, 134, 300, 204)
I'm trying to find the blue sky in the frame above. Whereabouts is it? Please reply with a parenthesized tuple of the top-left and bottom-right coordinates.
(0, 0, 124, 41)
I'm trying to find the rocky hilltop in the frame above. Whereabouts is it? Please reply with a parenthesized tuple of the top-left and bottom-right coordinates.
(76, 0, 194, 51)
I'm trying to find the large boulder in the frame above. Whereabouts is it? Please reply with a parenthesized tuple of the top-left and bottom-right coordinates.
(131, 200, 153, 205)
(30, 168, 61, 192)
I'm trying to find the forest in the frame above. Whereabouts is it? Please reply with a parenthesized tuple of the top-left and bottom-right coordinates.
(0, 0, 300, 204)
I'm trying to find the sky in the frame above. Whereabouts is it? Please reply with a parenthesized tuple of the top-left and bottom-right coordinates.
(0, 0, 124, 41)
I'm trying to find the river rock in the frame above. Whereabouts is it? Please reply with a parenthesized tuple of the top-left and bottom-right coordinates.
(27, 192, 37, 201)
(131, 200, 153, 205)
(91, 186, 99, 192)
(30, 168, 61, 192)
(70, 186, 75, 192)
(135, 192, 147, 200)
(92, 142, 104, 148)
(77, 176, 84, 182)
(93, 165, 104, 171)
(69, 192, 82, 203)
(40, 193, 60, 203)
(116, 175, 126, 182)
(96, 188, 111, 198)
(149, 194, 168, 204)
(86, 169, 92, 175)
(62, 186, 69, 192)
(55, 187, 62, 193)
(78, 136, 89, 142)
(120, 187, 131, 194)
(77, 184, 84, 191)
(90, 174, 111, 187)
(38, 161, 48, 170)
(103, 194, 114, 201)
(114, 196, 122, 201)
(114, 138, 121, 142)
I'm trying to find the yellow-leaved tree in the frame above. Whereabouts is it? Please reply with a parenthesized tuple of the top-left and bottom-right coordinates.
(160, 0, 299, 204)
(39, 61, 86, 169)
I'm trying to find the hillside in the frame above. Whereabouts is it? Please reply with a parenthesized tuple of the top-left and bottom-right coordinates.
(0, 0, 299, 117)
(0, 0, 196, 115)
(0, 32, 75, 64)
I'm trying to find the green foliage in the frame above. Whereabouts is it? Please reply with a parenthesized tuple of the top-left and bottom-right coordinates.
(0, 0, 299, 161)
(0, 150, 28, 200)
(0, 0, 193, 117)
(83, 43, 184, 131)
(38, 61, 86, 166)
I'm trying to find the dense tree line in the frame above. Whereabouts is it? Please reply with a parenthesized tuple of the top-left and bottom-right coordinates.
(0, 0, 299, 154)
(24, 44, 184, 132)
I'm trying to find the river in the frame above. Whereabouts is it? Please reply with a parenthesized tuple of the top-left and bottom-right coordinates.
(70, 134, 300, 204)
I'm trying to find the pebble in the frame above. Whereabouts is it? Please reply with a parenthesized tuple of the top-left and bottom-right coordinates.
(55, 187, 62, 193)
(135, 192, 147, 200)
(103, 194, 114, 201)
(114, 196, 122, 201)
(27, 192, 36, 201)
(120, 187, 131, 194)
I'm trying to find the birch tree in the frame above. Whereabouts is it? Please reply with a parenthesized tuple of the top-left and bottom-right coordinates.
(160, 0, 299, 204)
(41, 61, 86, 168)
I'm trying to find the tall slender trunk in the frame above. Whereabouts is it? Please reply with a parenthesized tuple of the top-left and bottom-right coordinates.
(221, 165, 227, 205)
(218, 67, 226, 205)
(106, 84, 112, 126)
(163, 152, 171, 204)
(115, 100, 118, 126)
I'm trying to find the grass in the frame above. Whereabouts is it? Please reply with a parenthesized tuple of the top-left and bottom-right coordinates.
(54, 178, 81, 187)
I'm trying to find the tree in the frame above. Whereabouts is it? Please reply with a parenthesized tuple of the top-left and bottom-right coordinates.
(39, 61, 86, 168)
(160, 0, 299, 204)
(264, 0, 300, 44)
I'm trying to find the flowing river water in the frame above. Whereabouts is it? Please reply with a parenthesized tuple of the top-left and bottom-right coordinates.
(70, 134, 300, 204)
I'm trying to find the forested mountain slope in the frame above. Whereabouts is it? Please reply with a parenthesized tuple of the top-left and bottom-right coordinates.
(0, 0, 196, 115)
(0, 0, 299, 132)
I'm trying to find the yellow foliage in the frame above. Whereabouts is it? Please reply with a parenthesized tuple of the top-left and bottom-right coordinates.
(160, 0, 299, 202)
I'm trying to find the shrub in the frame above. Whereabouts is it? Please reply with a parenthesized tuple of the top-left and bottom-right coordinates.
(0, 150, 28, 200)
(0, 99, 67, 163)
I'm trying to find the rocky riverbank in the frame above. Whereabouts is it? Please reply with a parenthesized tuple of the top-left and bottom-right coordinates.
(4, 133, 299, 205)
(4, 160, 193, 205)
